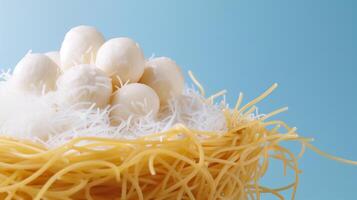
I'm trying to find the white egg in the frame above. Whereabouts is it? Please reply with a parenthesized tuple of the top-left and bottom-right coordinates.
(12, 53, 60, 93)
(140, 57, 184, 104)
(45, 51, 61, 67)
(111, 83, 160, 122)
(95, 37, 145, 87)
(56, 64, 112, 108)
(60, 25, 105, 71)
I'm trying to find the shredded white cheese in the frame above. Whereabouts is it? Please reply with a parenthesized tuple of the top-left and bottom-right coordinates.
(0, 70, 230, 148)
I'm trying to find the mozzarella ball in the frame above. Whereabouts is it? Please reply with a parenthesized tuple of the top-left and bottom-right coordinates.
(45, 51, 61, 67)
(56, 64, 112, 108)
(12, 53, 60, 93)
(96, 38, 145, 86)
(60, 25, 105, 71)
(140, 57, 184, 104)
(111, 83, 160, 122)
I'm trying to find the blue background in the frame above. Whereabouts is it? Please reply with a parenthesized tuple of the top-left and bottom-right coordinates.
(0, 0, 356, 199)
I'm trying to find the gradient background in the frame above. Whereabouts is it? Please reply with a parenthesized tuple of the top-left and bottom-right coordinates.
(0, 0, 356, 199)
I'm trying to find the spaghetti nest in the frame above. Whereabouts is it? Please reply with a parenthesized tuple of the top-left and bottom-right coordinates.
(0, 84, 329, 200)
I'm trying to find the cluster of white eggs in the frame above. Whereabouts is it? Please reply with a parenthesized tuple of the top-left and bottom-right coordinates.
(11, 25, 184, 123)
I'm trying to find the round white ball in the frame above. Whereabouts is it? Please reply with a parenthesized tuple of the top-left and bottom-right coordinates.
(12, 53, 60, 93)
(45, 51, 61, 67)
(111, 83, 160, 122)
(140, 57, 184, 104)
(60, 25, 105, 71)
(95, 37, 145, 86)
(56, 64, 112, 108)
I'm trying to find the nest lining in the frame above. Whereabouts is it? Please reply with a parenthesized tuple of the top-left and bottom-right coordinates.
(0, 70, 229, 147)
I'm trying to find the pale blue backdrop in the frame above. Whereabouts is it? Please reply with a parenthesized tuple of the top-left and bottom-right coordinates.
(0, 0, 356, 199)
